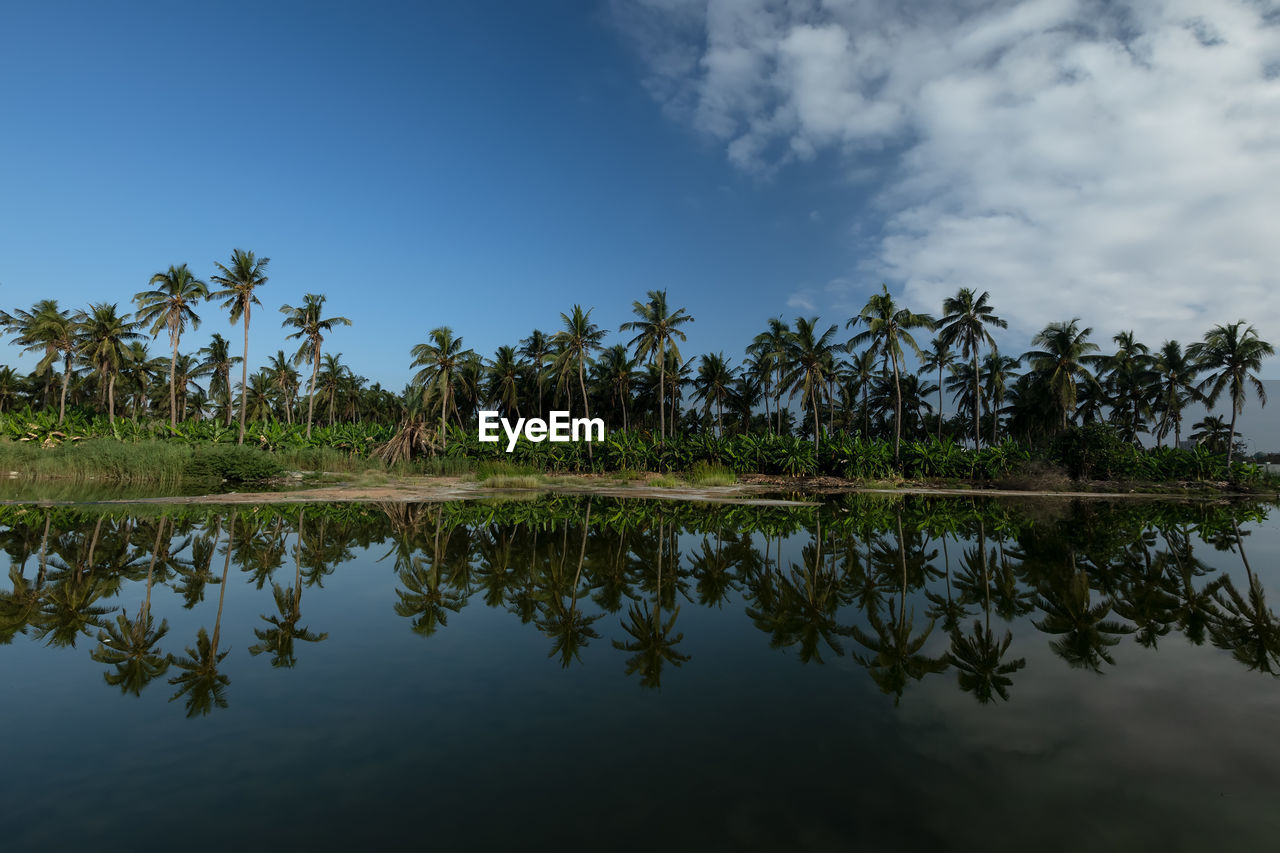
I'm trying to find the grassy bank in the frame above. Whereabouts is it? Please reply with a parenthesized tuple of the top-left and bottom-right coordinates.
(1, 418, 1274, 493)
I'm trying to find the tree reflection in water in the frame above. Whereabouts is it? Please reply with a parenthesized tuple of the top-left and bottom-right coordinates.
(0, 494, 1277, 716)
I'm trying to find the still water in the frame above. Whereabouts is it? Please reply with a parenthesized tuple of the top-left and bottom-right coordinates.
(2, 495, 1278, 851)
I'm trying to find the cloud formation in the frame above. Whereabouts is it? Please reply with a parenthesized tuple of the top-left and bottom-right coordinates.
(615, 0, 1280, 355)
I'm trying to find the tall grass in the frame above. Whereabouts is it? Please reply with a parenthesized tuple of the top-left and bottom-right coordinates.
(687, 462, 736, 486)
(275, 446, 385, 474)
(0, 439, 191, 484)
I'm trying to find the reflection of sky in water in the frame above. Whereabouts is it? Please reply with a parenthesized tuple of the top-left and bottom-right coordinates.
(2, 499, 1278, 851)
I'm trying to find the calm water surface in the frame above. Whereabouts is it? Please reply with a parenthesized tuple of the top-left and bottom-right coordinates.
(2, 495, 1278, 851)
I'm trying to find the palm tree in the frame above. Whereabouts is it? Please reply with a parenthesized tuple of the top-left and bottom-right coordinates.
(410, 326, 474, 448)
(1102, 331, 1155, 443)
(692, 351, 736, 437)
(847, 347, 878, 436)
(595, 344, 636, 430)
(76, 303, 142, 425)
(748, 317, 791, 436)
(134, 263, 208, 428)
(266, 350, 300, 423)
(1152, 341, 1198, 448)
(1190, 415, 1236, 455)
(22, 302, 78, 424)
(918, 338, 955, 440)
(849, 284, 936, 461)
(1, 299, 67, 409)
(197, 332, 239, 427)
(210, 249, 269, 444)
(781, 318, 840, 451)
(1188, 322, 1274, 467)
(120, 341, 153, 418)
(517, 329, 551, 418)
(1022, 319, 1101, 430)
(169, 514, 236, 716)
(979, 351, 1019, 444)
(620, 290, 694, 439)
(487, 344, 522, 419)
(937, 288, 1007, 449)
(315, 352, 350, 426)
(280, 293, 351, 439)
(551, 305, 606, 448)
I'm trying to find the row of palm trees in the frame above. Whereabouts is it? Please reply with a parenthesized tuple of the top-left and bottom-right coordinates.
(1, 250, 356, 440)
(411, 286, 1272, 467)
(3, 264, 1273, 465)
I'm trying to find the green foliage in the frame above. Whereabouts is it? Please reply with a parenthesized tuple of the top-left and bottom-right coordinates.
(687, 461, 736, 486)
(184, 445, 283, 483)
(0, 438, 190, 483)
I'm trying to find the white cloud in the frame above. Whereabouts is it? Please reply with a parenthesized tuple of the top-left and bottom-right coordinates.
(614, 0, 1280, 357)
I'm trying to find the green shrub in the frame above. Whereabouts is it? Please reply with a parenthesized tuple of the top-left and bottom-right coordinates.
(185, 445, 283, 484)
(687, 461, 736, 486)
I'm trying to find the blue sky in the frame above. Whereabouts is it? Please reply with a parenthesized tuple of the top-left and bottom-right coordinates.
(2, 0, 1279, 407)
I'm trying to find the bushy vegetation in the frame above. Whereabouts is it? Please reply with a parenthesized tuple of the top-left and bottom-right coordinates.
(0, 405, 1267, 489)
(183, 445, 284, 484)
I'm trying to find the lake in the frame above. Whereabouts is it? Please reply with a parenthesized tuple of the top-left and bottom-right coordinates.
(2, 494, 1277, 851)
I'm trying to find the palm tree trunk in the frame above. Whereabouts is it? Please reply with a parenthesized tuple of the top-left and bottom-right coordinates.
(578, 355, 593, 461)
(306, 344, 319, 439)
(776, 367, 784, 436)
(891, 349, 903, 462)
(58, 352, 71, 425)
(107, 373, 116, 425)
(972, 352, 981, 450)
(762, 379, 770, 432)
(238, 309, 250, 444)
(1227, 404, 1239, 469)
(811, 390, 820, 453)
(211, 514, 234, 657)
(937, 366, 944, 440)
(657, 339, 666, 440)
(169, 330, 179, 429)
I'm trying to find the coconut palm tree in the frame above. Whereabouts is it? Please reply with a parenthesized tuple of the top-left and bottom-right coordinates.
(133, 264, 208, 428)
(410, 326, 473, 448)
(119, 341, 154, 418)
(196, 332, 239, 427)
(1, 299, 67, 409)
(74, 303, 141, 425)
(1188, 322, 1274, 468)
(1151, 341, 1198, 448)
(846, 347, 879, 437)
(21, 303, 78, 424)
(210, 249, 269, 444)
(748, 317, 791, 436)
(517, 329, 551, 419)
(918, 338, 955, 440)
(781, 318, 840, 451)
(1190, 415, 1236, 455)
(315, 352, 350, 426)
(979, 351, 1019, 444)
(551, 305, 606, 449)
(266, 350, 300, 423)
(593, 344, 635, 430)
(280, 293, 351, 439)
(849, 284, 936, 461)
(1102, 331, 1155, 443)
(620, 290, 694, 439)
(486, 344, 523, 419)
(692, 351, 737, 437)
(937, 288, 1007, 449)
(1022, 319, 1101, 430)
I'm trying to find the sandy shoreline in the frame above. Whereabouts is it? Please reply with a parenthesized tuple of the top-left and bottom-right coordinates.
(2, 473, 1260, 507)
